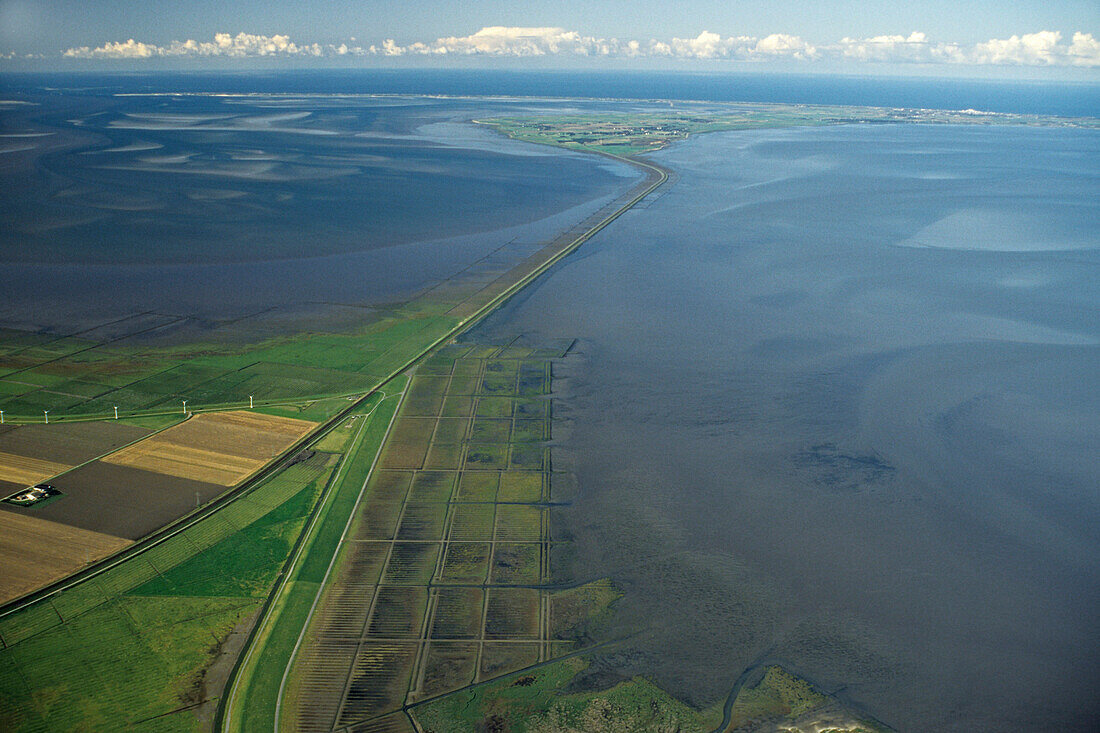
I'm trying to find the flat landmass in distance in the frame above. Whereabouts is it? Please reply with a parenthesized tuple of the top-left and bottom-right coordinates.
(476, 105, 1099, 155)
(0, 94, 1095, 733)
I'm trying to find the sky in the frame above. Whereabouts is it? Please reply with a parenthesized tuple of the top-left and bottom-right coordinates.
(1, 0, 1098, 78)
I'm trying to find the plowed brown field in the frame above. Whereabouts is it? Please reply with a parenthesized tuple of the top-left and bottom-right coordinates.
(102, 410, 316, 486)
(0, 511, 130, 603)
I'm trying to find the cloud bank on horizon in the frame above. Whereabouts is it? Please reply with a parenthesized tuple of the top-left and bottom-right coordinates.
(56, 26, 1100, 68)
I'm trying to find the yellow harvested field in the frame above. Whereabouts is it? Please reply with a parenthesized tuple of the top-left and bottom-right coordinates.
(102, 410, 316, 486)
(0, 451, 72, 488)
(0, 511, 131, 604)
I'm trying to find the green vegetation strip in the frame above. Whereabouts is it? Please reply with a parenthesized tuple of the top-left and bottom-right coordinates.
(220, 378, 407, 732)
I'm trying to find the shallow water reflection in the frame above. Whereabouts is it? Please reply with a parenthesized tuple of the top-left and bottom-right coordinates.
(470, 124, 1100, 731)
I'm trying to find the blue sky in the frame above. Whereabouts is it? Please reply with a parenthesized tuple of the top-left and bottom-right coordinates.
(1, 0, 1097, 77)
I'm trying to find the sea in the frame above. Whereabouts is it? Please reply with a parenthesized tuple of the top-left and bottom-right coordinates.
(2, 70, 1098, 730)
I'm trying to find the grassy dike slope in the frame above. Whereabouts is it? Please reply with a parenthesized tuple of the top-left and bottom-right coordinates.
(221, 380, 407, 731)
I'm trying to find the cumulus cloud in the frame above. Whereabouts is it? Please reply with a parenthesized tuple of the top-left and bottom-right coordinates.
(63, 32, 364, 59)
(371, 27, 817, 60)
(370, 27, 636, 57)
(834, 30, 1100, 66)
(55, 27, 1100, 67)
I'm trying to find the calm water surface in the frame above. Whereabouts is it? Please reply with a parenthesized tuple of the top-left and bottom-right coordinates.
(471, 124, 1100, 731)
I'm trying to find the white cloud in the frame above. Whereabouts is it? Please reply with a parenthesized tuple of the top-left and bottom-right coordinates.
(63, 32, 366, 60)
(55, 28, 1100, 68)
(834, 30, 1100, 66)
(372, 27, 634, 57)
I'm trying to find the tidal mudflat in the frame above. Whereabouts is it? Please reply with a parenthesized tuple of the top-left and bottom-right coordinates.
(0, 90, 640, 330)
(469, 123, 1100, 731)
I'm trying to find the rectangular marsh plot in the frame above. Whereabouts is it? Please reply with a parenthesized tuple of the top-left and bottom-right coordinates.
(430, 588, 484, 639)
(490, 543, 543, 586)
(517, 364, 550, 397)
(346, 713, 418, 733)
(455, 471, 497, 502)
(509, 445, 548, 472)
(495, 505, 544, 542)
(381, 542, 440, 585)
(420, 642, 479, 697)
(463, 444, 508, 471)
(498, 472, 544, 503)
(439, 396, 474, 418)
(449, 357, 481, 377)
(484, 588, 540, 640)
(448, 504, 496, 542)
(315, 583, 377, 638)
(395, 504, 448, 541)
(469, 417, 511, 443)
(485, 359, 520, 374)
(408, 471, 456, 502)
(479, 371, 517, 396)
(479, 642, 541, 680)
(337, 541, 391, 588)
(474, 396, 514, 419)
(421, 443, 463, 471)
(461, 345, 501, 360)
(511, 418, 549, 443)
(367, 471, 413, 502)
(401, 377, 450, 417)
(378, 418, 436, 470)
(439, 543, 490, 584)
(366, 587, 429, 639)
(294, 640, 359, 732)
(514, 399, 550, 419)
(445, 373, 482, 396)
(351, 502, 404, 541)
(337, 642, 418, 723)
(498, 346, 535, 360)
(430, 418, 468, 446)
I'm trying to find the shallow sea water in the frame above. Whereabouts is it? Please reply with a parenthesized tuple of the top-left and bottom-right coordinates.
(470, 124, 1100, 731)
(0, 92, 640, 330)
